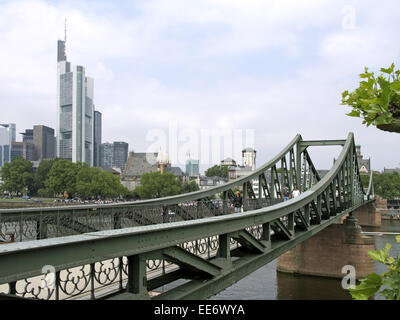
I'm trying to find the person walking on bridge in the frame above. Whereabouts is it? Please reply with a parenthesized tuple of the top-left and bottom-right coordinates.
(292, 187, 300, 198)
(283, 186, 290, 201)
(233, 191, 243, 213)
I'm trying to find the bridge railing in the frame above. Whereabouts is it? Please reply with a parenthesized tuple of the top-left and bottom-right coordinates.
(0, 198, 283, 243)
(0, 132, 374, 300)
(0, 133, 337, 242)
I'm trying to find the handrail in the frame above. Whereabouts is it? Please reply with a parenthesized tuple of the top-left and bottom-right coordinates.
(0, 134, 302, 213)
(0, 132, 373, 299)
(0, 133, 361, 258)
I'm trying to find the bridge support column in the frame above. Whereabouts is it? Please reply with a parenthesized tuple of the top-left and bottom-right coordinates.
(36, 218, 47, 240)
(213, 234, 232, 269)
(277, 215, 375, 279)
(352, 202, 381, 227)
(115, 254, 150, 300)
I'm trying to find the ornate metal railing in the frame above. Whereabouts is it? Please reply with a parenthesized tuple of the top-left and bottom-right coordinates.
(0, 133, 375, 300)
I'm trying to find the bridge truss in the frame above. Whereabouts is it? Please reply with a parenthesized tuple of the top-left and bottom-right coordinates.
(0, 132, 374, 300)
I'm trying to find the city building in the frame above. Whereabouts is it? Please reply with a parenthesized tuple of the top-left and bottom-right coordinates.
(93, 110, 102, 167)
(21, 129, 34, 144)
(121, 151, 189, 190)
(33, 125, 55, 161)
(185, 159, 200, 176)
(355, 145, 371, 173)
(19, 129, 35, 161)
(121, 152, 159, 190)
(56, 36, 95, 166)
(383, 168, 400, 174)
(100, 143, 114, 168)
(222, 147, 259, 195)
(197, 176, 228, 191)
(10, 142, 24, 160)
(0, 123, 16, 166)
(113, 141, 129, 170)
(335, 145, 371, 174)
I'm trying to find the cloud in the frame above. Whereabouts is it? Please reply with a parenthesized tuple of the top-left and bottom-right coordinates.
(0, 0, 399, 172)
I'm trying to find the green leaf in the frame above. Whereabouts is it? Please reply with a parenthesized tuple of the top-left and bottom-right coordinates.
(368, 244, 391, 264)
(380, 63, 395, 74)
(396, 235, 400, 243)
(348, 273, 382, 300)
(346, 110, 361, 117)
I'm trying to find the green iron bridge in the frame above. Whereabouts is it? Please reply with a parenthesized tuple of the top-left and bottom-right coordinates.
(0, 132, 374, 300)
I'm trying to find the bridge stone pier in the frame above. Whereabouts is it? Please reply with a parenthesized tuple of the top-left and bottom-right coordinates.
(352, 202, 381, 227)
(277, 213, 375, 279)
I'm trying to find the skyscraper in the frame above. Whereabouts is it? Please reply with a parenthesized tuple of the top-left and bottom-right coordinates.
(100, 142, 113, 168)
(113, 141, 129, 170)
(33, 125, 55, 160)
(56, 36, 95, 166)
(20, 129, 35, 161)
(185, 159, 199, 176)
(93, 110, 102, 167)
(0, 123, 16, 166)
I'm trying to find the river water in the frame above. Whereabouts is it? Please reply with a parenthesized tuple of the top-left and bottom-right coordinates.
(210, 220, 400, 300)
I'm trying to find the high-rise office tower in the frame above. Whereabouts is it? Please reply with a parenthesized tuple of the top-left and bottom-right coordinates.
(93, 110, 102, 167)
(0, 123, 16, 166)
(100, 142, 113, 168)
(56, 35, 94, 166)
(185, 159, 200, 176)
(20, 129, 35, 161)
(33, 125, 55, 161)
(113, 141, 129, 170)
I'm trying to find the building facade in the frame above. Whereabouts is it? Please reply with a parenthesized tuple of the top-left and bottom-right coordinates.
(33, 125, 55, 161)
(93, 110, 102, 167)
(0, 123, 16, 166)
(221, 147, 259, 196)
(355, 145, 371, 174)
(113, 141, 129, 170)
(56, 38, 95, 166)
(100, 143, 114, 168)
(185, 159, 200, 176)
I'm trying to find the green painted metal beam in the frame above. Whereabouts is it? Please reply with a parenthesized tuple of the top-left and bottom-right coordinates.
(153, 204, 359, 300)
(229, 230, 266, 253)
(162, 246, 222, 277)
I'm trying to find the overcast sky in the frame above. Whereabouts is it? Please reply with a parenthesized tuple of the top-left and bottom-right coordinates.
(0, 0, 399, 172)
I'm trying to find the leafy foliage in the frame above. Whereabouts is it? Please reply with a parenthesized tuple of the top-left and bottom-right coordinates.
(349, 238, 400, 300)
(360, 172, 400, 199)
(341, 63, 400, 132)
(135, 171, 182, 199)
(0, 157, 131, 199)
(0, 157, 35, 195)
(205, 165, 228, 178)
(181, 180, 200, 194)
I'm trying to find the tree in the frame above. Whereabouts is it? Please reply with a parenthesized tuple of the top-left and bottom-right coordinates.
(341, 63, 400, 133)
(135, 171, 182, 199)
(76, 166, 129, 199)
(181, 180, 200, 194)
(349, 236, 400, 300)
(205, 165, 228, 178)
(361, 172, 400, 199)
(35, 158, 58, 196)
(0, 157, 36, 195)
(45, 159, 78, 196)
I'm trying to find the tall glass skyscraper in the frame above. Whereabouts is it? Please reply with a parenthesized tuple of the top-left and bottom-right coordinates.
(93, 110, 102, 167)
(0, 123, 16, 166)
(113, 141, 129, 170)
(185, 159, 200, 176)
(56, 38, 95, 166)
